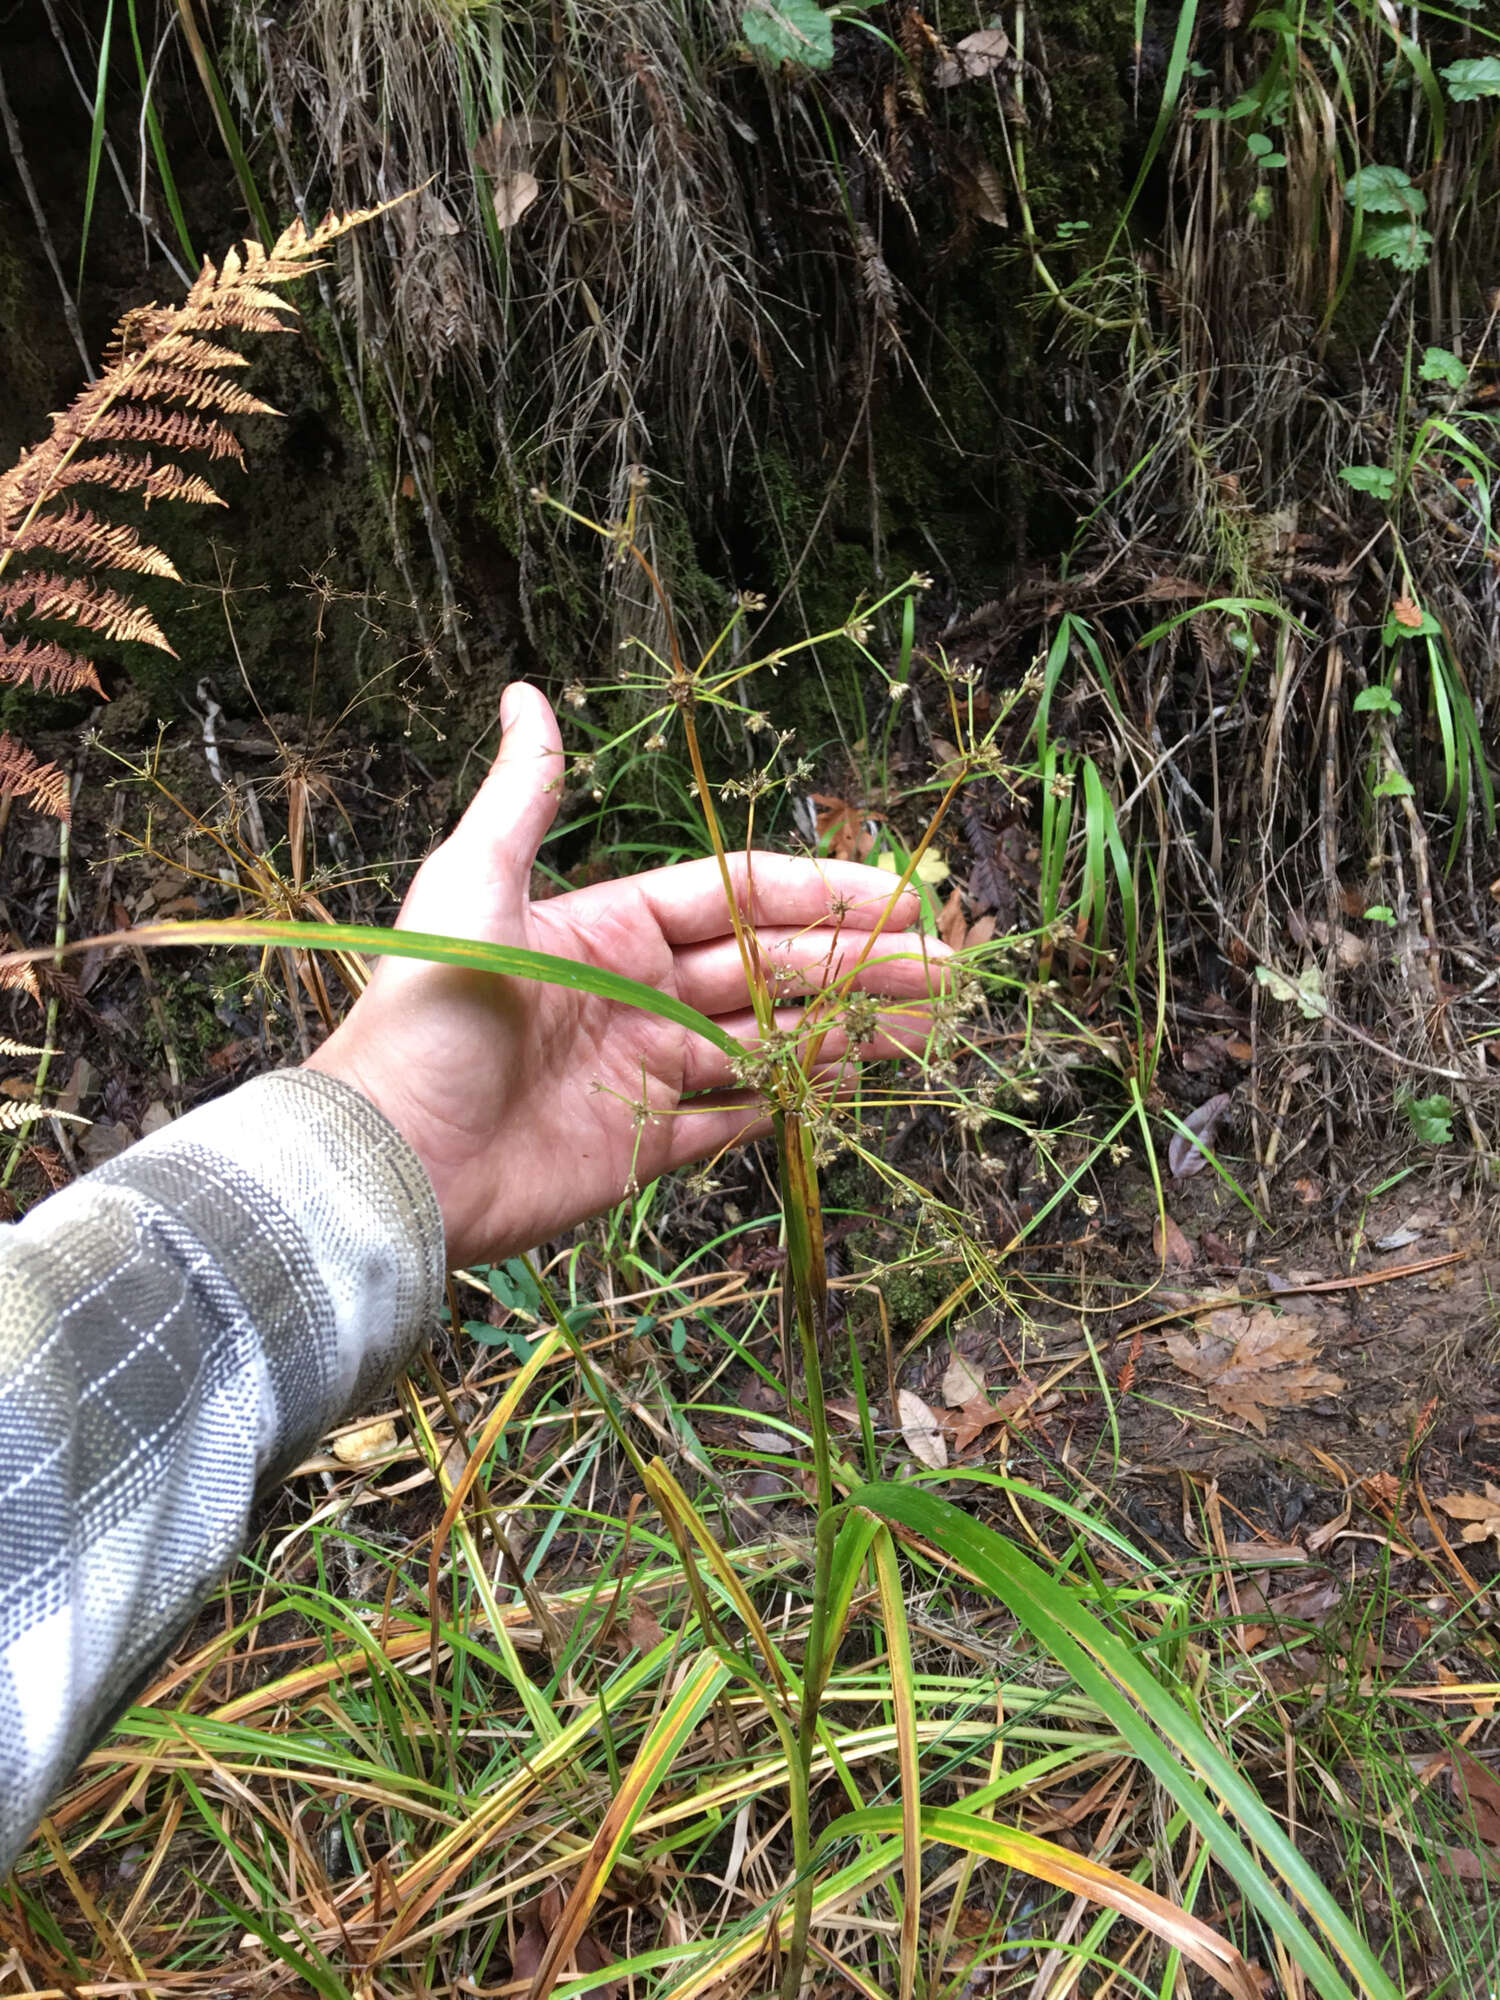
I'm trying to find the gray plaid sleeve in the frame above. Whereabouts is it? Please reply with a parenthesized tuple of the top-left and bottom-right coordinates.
(0, 1067, 444, 1872)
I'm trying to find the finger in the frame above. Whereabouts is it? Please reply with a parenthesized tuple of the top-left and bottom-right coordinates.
(658, 1050, 912, 1174)
(680, 1002, 940, 1094)
(399, 683, 563, 935)
(674, 926, 951, 1019)
(446, 681, 564, 871)
(658, 1094, 772, 1174)
(558, 851, 922, 947)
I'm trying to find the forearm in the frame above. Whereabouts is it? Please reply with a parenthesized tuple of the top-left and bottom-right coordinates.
(0, 1068, 444, 1872)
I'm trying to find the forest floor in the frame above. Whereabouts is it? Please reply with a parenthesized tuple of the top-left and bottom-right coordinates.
(5, 692, 1500, 1997)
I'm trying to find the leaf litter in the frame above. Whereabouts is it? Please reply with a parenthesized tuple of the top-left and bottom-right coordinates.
(1168, 1092, 1232, 1178)
(1164, 1309, 1344, 1435)
(1433, 1482, 1500, 1551)
(897, 1386, 948, 1468)
(934, 1349, 1060, 1453)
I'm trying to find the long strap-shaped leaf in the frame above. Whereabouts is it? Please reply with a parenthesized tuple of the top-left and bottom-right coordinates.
(820, 1804, 1263, 2000)
(853, 1484, 1398, 2000)
(525, 1650, 731, 2000)
(0, 917, 738, 1053)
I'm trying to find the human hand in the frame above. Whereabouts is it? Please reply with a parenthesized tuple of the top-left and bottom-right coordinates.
(306, 684, 950, 1268)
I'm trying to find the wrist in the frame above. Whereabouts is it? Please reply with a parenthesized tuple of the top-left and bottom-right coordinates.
(303, 1035, 471, 1267)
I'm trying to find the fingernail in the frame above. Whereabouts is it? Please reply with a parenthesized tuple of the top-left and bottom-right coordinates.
(499, 685, 520, 733)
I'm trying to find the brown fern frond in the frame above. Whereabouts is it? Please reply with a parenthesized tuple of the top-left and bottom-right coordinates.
(0, 448, 53, 528)
(64, 455, 227, 507)
(8, 503, 181, 579)
(0, 934, 41, 1006)
(126, 367, 279, 419)
(0, 198, 403, 816)
(0, 577, 174, 651)
(90, 405, 246, 463)
(177, 295, 299, 336)
(0, 735, 69, 818)
(0, 638, 104, 697)
(146, 333, 254, 373)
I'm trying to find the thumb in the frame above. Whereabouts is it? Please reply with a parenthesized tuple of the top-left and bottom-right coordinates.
(470, 681, 565, 858)
(398, 682, 564, 934)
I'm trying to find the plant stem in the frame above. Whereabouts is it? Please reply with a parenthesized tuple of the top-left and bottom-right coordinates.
(774, 1107, 837, 2000)
(630, 516, 841, 2000)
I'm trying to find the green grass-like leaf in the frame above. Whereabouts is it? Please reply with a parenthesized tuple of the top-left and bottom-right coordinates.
(852, 1482, 1399, 2000)
(3, 916, 739, 1053)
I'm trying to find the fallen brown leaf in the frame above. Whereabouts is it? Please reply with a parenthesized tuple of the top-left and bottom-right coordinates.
(1154, 1212, 1194, 1268)
(332, 1416, 399, 1466)
(512, 1888, 563, 1979)
(625, 1597, 665, 1654)
(1426, 1843, 1500, 1885)
(940, 1352, 987, 1406)
(1169, 1092, 1231, 1178)
(897, 1388, 948, 1469)
(994, 1380, 1062, 1421)
(930, 736, 965, 781)
(937, 886, 967, 951)
(1423, 1748, 1500, 1851)
(944, 1377, 1062, 1452)
(492, 171, 539, 230)
(962, 156, 1008, 228)
(739, 1427, 794, 1453)
(512, 1887, 621, 1999)
(945, 1393, 1005, 1454)
(932, 25, 1010, 86)
(811, 792, 860, 860)
(1180, 1034, 1229, 1073)
(936, 887, 998, 950)
(1164, 1309, 1343, 1435)
(1434, 1482, 1500, 1551)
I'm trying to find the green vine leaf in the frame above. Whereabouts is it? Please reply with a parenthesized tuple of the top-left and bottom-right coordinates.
(740, 0, 834, 68)
(1361, 220, 1434, 272)
(1353, 684, 1400, 715)
(1419, 346, 1469, 389)
(1344, 164, 1426, 217)
(1338, 463, 1396, 500)
(1402, 1093, 1454, 1146)
(1441, 57, 1500, 102)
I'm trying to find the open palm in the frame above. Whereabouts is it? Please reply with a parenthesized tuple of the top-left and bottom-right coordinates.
(308, 684, 947, 1268)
